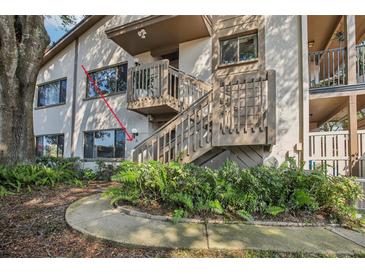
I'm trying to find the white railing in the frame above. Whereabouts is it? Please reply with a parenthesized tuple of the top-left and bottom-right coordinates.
(308, 131, 350, 176)
(356, 44, 365, 84)
(308, 47, 347, 89)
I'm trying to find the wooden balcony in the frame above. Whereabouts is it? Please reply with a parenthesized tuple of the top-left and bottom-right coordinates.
(127, 59, 211, 119)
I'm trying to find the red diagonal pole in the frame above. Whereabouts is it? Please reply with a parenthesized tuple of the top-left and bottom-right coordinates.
(81, 65, 134, 141)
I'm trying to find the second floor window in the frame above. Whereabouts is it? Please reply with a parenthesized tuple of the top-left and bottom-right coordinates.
(37, 79, 67, 107)
(220, 33, 258, 65)
(36, 134, 64, 158)
(86, 63, 128, 98)
(84, 129, 125, 159)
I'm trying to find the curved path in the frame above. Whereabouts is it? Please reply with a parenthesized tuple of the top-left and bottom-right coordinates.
(66, 194, 365, 255)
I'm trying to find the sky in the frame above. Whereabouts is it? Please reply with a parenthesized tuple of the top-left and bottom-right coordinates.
(44, 16, 84, 45)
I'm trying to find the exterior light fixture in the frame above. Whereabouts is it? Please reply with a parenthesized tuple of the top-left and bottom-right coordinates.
(138, 29, 147, 39)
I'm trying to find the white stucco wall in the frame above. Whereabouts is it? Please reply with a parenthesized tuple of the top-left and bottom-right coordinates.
(34, 41, 76, 157)
(179, 37, 212, 82)
(264, 15, 301, 164)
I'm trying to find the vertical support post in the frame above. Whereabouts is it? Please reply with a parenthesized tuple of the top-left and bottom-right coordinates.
(348, 94, 359, 176)
(346, 15, 357, 85)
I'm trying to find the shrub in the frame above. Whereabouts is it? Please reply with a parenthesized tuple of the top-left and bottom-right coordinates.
(105, 159, 364, 225)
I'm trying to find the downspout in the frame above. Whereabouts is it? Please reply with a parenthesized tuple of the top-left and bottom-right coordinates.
(298, 16, 310, 167)
(70, 37, 79, 157)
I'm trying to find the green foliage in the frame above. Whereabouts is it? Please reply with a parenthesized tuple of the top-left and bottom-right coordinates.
(95, 160, 119, 181)
(266, 206, 285, 216)
(236, 210, 254, 222)
(105, 159, 364, 225)
(172, 209, 186, 223)
(0, 157, 94, 194)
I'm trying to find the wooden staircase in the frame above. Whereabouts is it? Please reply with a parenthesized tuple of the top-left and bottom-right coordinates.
(128, 60, 276, 165)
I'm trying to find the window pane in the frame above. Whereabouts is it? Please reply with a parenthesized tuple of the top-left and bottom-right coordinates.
(36, 136, 43, 157)
(115, 130, 125, 158)
(38, 86, 46, 107)
(117, 63, 128, 93)
(84, 132, 94, 158)
(87, 67, 117, 98)
(95, 130, 115, 158)
(59, 79, 67, 104)
(57, 135, 64, 157)
(38, 80, 65, 107)
(220, 38, 238, 64)
(44, 136, 58, 157)
(239, 34, 258, 62)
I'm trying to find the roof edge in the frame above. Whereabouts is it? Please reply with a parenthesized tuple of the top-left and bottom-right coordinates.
(42, 15, 105, 66)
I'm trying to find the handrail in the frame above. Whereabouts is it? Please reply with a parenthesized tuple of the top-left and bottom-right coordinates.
(134, 90, 212, 151)
(133, 90, 213, 163)
(308, 47, 347, 88)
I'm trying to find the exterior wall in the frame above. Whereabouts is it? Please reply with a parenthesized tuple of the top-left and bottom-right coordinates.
(179, 37, 212, 82)
(73, 16, 151, 161)
(34, 15, 214, 166)
(34, 41, 76, 157)
(264, 15, 302, 164)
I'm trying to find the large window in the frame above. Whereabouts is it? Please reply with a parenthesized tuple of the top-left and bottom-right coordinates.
(86, 63, 128, 98)
(220, 33, 258, 65)
(37, 79, 67, 107)
(84, 129, 125, 159)
(36, 134, 64, 158)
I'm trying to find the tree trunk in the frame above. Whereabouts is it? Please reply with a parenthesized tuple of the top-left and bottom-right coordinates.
(0, 16, 50, 165)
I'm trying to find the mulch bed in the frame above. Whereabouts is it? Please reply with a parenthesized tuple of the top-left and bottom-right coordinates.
(0, 182, 361, 258)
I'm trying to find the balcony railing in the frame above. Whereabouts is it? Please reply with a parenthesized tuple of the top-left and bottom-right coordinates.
(308, 47, 347, 89)
(127, 59, 211, 115)
(356, 44, 365, 84)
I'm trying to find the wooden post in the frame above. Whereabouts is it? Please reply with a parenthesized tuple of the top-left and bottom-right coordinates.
(348, 94, 359, 176)
(346, 15, 357, 85)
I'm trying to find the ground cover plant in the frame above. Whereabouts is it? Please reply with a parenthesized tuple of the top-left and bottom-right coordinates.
(105, 159, 364, 225)
(0, 157, 117, 196)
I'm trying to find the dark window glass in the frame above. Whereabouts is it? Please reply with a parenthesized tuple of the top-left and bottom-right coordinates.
(115, 130, 125, 158)
(35, 134, 64, 158)
(220, 37, 238, 65)
(37, 79, 67, 107)
(84, 132, 94, 158)
(87, 63, 128, 98)
(84, 129, 125, 159)
(117, 64, 128, 93)
(36, 136, 43, 157)
(95, 130, 115, 158)
(59, 79, 67, 104)
(57, 135, 64, 157)
(239, 34, 258, 62)
(220, 33, 258, 65)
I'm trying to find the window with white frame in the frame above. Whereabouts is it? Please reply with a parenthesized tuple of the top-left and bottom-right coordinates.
(220, 33, 258, 65)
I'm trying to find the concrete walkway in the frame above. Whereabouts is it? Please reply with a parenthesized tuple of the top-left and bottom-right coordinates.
(66, 194, 365, 255)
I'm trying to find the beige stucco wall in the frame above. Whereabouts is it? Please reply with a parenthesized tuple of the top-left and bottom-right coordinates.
(34, 15, 214, 164)
(34, 41, 76, 157)
(264, 15, 301, 164)
(179, 37, 212, 82)
(73, 16, 153, 160)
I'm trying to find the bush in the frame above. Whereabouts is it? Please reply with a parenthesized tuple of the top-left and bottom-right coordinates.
(105, 159, 364, 225)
